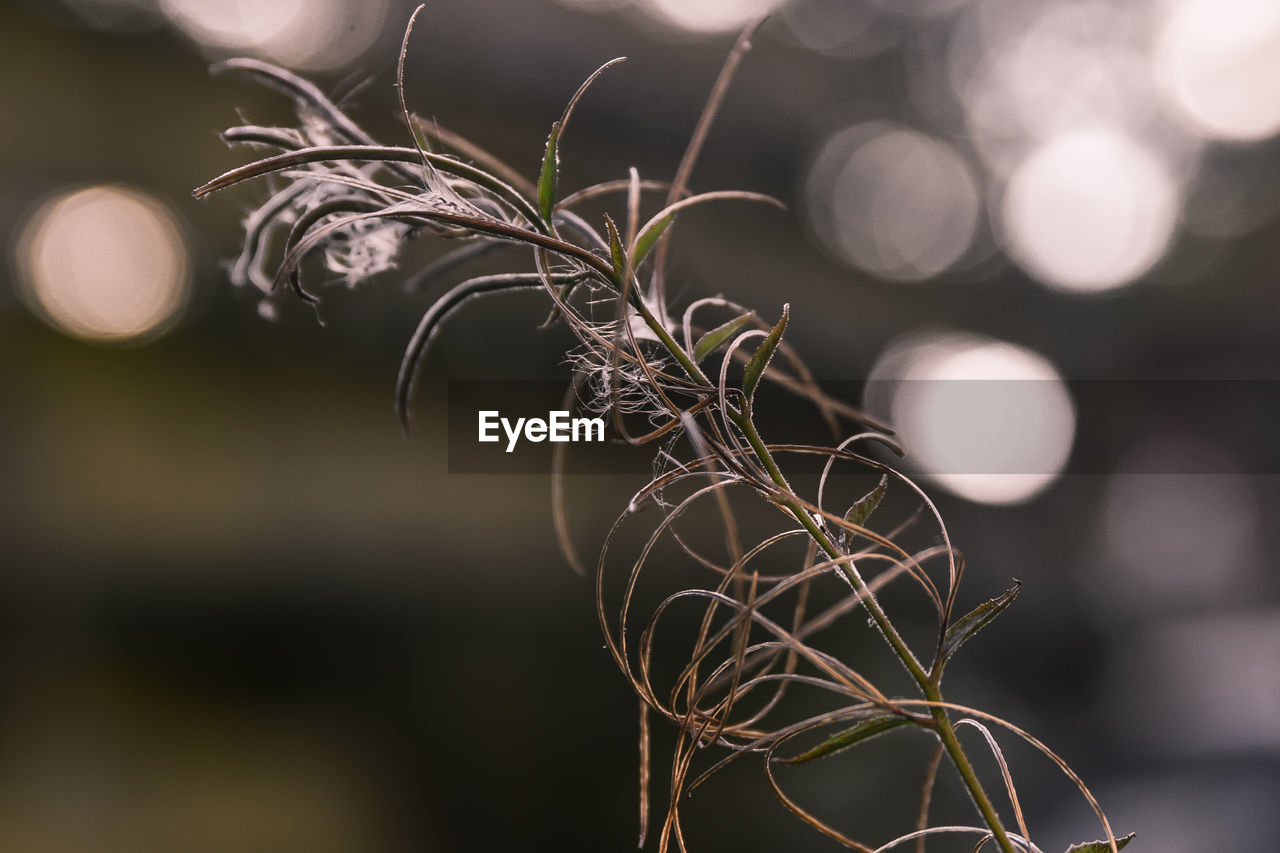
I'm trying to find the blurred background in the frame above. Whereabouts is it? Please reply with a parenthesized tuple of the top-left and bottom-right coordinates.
(2, 0, 1278, 850)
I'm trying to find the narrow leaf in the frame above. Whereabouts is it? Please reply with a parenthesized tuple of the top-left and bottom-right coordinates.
(781, 715, 913, 764)
(742, 303, 788, 402)
(1064, 832, 1135, 853)
(628, 212, 673, 272)
(625, 189, 784, 273)
(941, 580, 1022, 663)
(693, 313, 754, 363)
(604, 214, 625, 280)
(538, 57, 625, 223)
(191, 144, 544, 228)
(844, 474, 887, 529)
(537, 121, 560, 222)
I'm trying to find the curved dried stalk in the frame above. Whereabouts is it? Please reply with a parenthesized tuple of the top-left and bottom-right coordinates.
(195, 9, 1126, 853)
(957, 719, 1033, 850)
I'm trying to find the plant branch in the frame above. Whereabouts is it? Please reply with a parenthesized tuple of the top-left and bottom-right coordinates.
(720, 405, 1018, 853)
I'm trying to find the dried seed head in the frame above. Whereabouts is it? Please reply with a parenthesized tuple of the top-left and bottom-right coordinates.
(322, 218, 411, 287)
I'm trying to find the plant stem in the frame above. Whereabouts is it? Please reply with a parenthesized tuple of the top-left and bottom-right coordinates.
(924, 683, 1019, 853)
(730, 408, 927, 685)
(635, 290, 1018, 853)
(729, 406, 1019, 853)
(630, 287, 713, 388)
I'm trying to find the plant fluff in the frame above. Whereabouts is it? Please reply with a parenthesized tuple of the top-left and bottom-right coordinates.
(195, 9, 1132, 853)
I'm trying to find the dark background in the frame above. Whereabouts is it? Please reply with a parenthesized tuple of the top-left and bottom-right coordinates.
(2, 0, 1278, 850)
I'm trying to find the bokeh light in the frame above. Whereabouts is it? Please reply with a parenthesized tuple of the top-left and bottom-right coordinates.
(14, 185, 191, 343)
(777, 0, 897, 59)
(999, 127, 1180, 292)
(953, 0, 1158, 161)
(1154, 0, 1280, 142)
(52, 0, 164, 32)
(1181, 145, 1280, 239)
(1100, 439, 1259, 611)
(1051, 769, 1280, 853)
(889, 0, 970, 21)
(865, 331, 1075, 505)
(942, 0, 1209, 292)
(636, 0, 783, 34)
(1109, 610, 1280, 755)
(158, 0, 388, 71)
(552, 0, 634, 11)
(805, 122, 980, 281)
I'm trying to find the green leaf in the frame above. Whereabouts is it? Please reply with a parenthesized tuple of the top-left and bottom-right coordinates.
(742, 304, 788, 402)
(844, 474, 887, 530)
(537, 121, 561, 222)
(941, 581, 1021, 664)
(624, 189, 783, 277)
(693, 314, 754, 363)
(628, 212, 673, 272)
(1064, 832, 1135, 852)
(604, 214, 625, 280)
(781, 715, 913, 764)
(537, 57, 626, 226)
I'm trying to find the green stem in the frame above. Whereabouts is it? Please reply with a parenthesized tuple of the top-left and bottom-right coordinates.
(730, 408, 927, 686)
(925, 683, 1019, 853)
(630, 282, 712, 388)
(632, 291, 1017, 852)
(729, 406, 1019, 853)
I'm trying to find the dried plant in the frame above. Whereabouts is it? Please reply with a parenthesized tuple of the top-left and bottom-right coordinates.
(194, 8, 1132, 853)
